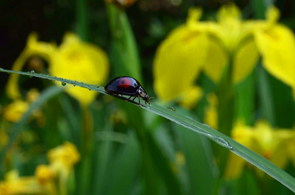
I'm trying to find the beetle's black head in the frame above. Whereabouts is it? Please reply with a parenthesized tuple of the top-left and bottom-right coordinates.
(138, 87, 151, 104)
(143, 94, 150, 104)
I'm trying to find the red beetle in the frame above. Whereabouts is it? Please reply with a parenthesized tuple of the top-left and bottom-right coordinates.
(104, 76, 151, 105)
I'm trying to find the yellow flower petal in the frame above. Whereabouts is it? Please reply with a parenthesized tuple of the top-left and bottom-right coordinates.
(254, 24, 295, 87)
(35, 165, 56, 186)
(214, 4, 246, 52)
(204, 93, 218, 130)
(204, 4, 256, 83)
(231, 121, 253, 146)
(228, 120, 295, 178)
(49, 33, 109, 107)
(6, 33, 56, 99)
(186, 8, 202, 29)
(26, 88, 40, 103)
(3, 99, 44, 123)
(153, 26, 209, 102)
(233, 38, 259, 83)
(288, 134, 295, 166)
(203, 39, 228, 82)
(225, 121, 254, 178)
(251, 121, 293, 168)
(224, 121, 251, 179)
(217, 3, 241, 23)
(178, 86, 203, 109)
(26, 33, 56, 61)
(224, 153, 246, 179)
(48, 142, 80, 171)
(0, 170, 49, 194)
(270, 146, 289, 169)
(266, 6, 280, 25)
(3, 100, 29, 122)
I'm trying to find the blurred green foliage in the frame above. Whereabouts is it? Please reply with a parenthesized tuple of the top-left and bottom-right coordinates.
(1, 0, 295, 195)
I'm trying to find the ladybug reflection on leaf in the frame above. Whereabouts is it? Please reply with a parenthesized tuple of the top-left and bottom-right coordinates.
(104, 76, 151, 106)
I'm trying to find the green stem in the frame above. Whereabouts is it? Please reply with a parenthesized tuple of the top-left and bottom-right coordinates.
(106, 3, 142, 82)
(217, 55, 234, 136)
(234, 71, 255, 125)
(76, 0, 89, 41)
(257, 63, 276, 126)
(78, 108, 94, 194)
(216, 54, 234, 178)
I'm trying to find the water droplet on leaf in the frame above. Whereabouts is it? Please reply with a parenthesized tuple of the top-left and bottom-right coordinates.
(210, 135, 233, 150)
(28, 70, 35, 78)
(62, 82, 66, 86)
(168, 107, 175, 111)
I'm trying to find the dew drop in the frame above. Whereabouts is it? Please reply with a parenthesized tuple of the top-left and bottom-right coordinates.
(168, 107, 175, 111)
(96, 85, 100, 88)
(62, 82, 66, 86)
(211, 135, 233, 150)
(30, 70, 35, 74)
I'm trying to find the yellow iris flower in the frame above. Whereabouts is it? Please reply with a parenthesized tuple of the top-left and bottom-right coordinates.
(3, 89, 43, 123)
(35, 142, 79, 195)
(6, 33, 109, 108)
(153, 4, 295, 107)
(35, 165, 56, 186)
(0, 170, 55, 195)
(225, 121, 295, 179)
(47, 141, 80, 190)
(0, 142, 79, 195)
(6, 33, 56, 100)
(3, 100, 30, 122)
(49, 33, 109, 107)
(153, 8, 208, 106)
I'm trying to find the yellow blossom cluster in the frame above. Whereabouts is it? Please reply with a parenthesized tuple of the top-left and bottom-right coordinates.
(0, 142, 80, 195)
(6, 33, 109, 108)
(153, 4, 295, 108)
(225, 121, 295, 179)
(2, 88, 43, 123)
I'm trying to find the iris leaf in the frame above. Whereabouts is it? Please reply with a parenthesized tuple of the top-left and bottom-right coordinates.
(0, 67, 294, 193)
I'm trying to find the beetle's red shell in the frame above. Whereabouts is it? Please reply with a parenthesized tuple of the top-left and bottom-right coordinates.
(118, 78, 132, 88)
(104, 76, 151, 105)
(104, 77, 140, 95)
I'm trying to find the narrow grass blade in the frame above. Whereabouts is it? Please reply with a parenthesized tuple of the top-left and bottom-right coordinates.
(1, 68, 294, 192)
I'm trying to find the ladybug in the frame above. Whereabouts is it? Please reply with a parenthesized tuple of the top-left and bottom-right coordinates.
(104, 76, 151, 105)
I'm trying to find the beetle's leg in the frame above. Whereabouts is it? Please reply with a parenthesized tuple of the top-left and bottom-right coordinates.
(128, 96, 136, 102)
(131, 96, 139, 105)
(125, 95, 132, 102)
(131, 96, 140, 105)
(138, 95, 141, 106)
